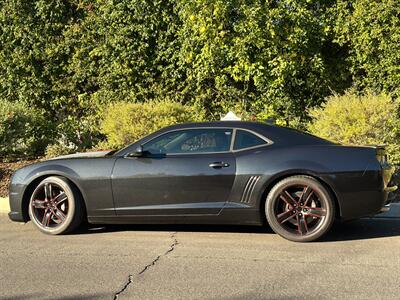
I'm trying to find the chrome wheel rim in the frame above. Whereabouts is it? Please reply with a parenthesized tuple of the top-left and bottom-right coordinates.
(274, 185, 327, 236)
(31, 183, 69, 228)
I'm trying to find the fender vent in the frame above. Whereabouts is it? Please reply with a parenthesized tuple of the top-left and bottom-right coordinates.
(240, 176, 261, 203)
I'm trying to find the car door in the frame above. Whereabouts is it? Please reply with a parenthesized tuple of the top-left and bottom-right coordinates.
(111, 128, 236, 216)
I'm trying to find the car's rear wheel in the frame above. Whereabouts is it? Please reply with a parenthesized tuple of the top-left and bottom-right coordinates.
(265, 175, 335, 242)
(28, 176, 84, 235)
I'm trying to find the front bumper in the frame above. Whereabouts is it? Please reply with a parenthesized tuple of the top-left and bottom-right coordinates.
(8, 210, 25, 222)
(8, 182, 27, 222)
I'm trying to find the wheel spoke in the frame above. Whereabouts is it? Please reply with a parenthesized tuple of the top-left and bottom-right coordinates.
(44, 183, 52, 200)
(298, 216, 308, 235)
(41, 209, 52, 227)
(305, 207, 326, 218)
(52, 208, 66, 222)
(303, 191, 314, 207)
(53, 192, 67, 206)
(32, 200, 46, 209)
(279, 191, 297, 208)
(277, 210, 296, 224)
(300, 186, 314, 206)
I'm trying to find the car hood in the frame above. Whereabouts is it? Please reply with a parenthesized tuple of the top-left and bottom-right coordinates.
(48, 150, 113, 160)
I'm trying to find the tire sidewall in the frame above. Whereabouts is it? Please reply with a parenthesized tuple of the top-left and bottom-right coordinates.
(28, 176, 76, 235)
(265, 176, 335, 242)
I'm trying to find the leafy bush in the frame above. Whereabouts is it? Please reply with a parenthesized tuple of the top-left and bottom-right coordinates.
(99, 100, 206, 149)
(44, 143, 74, 159)
(308, 90, 400, 163)
(55, 112, 104, 152)
(0, 100, 53, 160)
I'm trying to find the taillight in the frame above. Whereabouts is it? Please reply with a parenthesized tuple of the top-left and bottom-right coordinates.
(377, 153, 388, 166)
(375, 146, 389, 167)
(374, 145, 395, 188)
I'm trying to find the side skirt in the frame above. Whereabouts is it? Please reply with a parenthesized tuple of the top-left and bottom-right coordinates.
(88, 208, 263, 226)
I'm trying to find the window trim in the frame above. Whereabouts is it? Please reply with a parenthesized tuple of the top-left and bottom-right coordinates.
(125, 126, 273, 157)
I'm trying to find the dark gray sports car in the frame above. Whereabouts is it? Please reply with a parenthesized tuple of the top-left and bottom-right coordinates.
(8, 121, 395, 242)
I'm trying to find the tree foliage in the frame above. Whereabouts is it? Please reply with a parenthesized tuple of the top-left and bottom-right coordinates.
(175, 0, 348, 121)
(0, 1, 345, 119)
(333, 0, 400, 96)
(0, 0, 399, 158)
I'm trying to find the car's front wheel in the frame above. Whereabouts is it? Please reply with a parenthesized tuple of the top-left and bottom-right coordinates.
(28, 176, 84, 235)
(265, 175, 335, 242)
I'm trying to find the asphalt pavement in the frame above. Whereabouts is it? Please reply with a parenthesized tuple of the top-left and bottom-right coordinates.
(1, 212, 400, 300)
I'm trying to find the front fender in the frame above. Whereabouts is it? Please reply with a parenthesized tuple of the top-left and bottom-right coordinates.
(9, 158, 116, 222)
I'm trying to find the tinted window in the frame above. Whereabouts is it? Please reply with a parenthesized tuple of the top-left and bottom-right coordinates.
(144, 129, 233, 154)
(233, 130, 267, 150)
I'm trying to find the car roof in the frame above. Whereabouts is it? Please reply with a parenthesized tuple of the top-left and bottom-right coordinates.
(161, 121, 333, 146)
(163, 121, 269, 131)
(115, 121, 332, 156)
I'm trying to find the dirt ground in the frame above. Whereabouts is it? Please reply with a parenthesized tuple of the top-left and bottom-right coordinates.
(0, 160, 40, 197)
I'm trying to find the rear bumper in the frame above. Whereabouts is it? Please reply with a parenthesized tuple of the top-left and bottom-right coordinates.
(379, 185, 397, 213)
(321, 167, 397, 220)
(343, 191, 390, 220)
(380, 204, 391, 213)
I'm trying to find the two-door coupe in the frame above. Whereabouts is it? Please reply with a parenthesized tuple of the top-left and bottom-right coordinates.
(8, 121, 395, 242)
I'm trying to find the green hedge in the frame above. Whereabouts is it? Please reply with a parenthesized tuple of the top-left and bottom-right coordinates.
(0, 0, 349, 131)
(308, 91, 400, 164)
(0, 100, 53, 160)
(99, 100, 206, 149)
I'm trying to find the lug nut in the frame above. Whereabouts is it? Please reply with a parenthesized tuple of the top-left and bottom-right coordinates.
(299, 213, 302, 217)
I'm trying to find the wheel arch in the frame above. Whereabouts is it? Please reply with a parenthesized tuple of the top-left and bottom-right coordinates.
(258, 171, 341, 221)
(21, 174, 87, 222)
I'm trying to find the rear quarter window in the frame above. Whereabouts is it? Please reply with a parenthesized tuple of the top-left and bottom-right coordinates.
(233, 130, 268, 150)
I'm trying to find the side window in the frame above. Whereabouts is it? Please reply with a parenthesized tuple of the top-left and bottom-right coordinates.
(143, 129, 233, 154)
(233, 130, 268, 150)
(143, 132, 182, 154)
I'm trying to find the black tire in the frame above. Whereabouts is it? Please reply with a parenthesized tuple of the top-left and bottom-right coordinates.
(265, 175, 335, 242)
(28, 176, 84, 235)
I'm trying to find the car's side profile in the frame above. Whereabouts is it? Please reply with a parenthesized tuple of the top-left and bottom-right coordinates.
(8, 121, 395, 242)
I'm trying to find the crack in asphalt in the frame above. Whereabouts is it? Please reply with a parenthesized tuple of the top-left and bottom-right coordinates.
(113, 232, 179, 300)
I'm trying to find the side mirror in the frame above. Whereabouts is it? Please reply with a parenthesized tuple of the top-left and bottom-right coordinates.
(129, 145, 145, 157)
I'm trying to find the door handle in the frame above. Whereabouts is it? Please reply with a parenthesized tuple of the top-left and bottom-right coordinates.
(209, 162, 230, 168)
